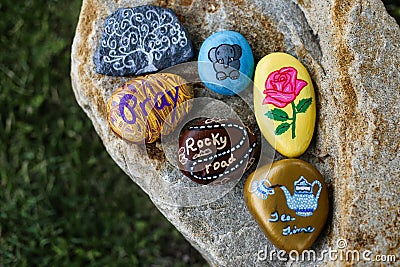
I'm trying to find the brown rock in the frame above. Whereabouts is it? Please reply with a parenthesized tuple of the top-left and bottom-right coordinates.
(244, 159, 329, 253)
(178, 118, 260, 184)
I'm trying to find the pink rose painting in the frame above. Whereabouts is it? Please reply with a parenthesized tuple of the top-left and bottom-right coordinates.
(263, 66, 312, 139)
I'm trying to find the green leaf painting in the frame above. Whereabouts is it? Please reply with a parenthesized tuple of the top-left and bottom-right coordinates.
(265, 109, 290, 121)
(296, 98, 312, 113)
(275, 123, 291, 135)
(265, 97, 313, 139)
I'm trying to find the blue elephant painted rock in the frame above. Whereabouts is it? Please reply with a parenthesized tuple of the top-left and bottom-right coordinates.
(198, 31, 254, 95)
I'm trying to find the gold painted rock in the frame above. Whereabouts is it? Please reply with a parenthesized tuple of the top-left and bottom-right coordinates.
(244, 159, 329, 253)
(107, 73, 193, 143)
(254, 53, 316, 157)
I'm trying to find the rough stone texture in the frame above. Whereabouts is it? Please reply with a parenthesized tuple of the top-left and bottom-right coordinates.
(71, 0, 400, 266)
(94, 5, 194, 76)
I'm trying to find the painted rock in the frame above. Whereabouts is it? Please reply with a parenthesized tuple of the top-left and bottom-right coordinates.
(254, 53, 316, 157)
(94, 5, 194, 76)
(107, 73, 193, 143)
(178, 118, 260, 184)
(198, 31, 254, 95)
(244, 159, 329, 252)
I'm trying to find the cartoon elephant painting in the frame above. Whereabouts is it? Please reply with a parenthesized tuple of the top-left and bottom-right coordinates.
(208, 44, 242, 80)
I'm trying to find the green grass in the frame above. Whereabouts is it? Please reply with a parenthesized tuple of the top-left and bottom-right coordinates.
(0, 0, 399, 266)
(0, 0, 205, 266)
(383, 0, 400, 24)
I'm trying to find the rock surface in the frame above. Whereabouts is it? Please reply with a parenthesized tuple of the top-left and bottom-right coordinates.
(71, 0, 400, 266)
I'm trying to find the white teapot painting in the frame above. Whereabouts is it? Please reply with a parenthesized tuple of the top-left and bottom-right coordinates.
(251, 176, 322, 217)
(280, 176, 322, 217)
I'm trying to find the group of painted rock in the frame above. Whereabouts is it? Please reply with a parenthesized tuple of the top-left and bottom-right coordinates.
(246, 52, 327, 253)
(96, 4, 328, 254)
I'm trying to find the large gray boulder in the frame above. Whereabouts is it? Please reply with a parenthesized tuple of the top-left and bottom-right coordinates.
(71, 0, 400, 265)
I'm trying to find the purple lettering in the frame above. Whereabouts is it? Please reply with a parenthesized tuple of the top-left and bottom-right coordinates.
(119, 94, 137, 124)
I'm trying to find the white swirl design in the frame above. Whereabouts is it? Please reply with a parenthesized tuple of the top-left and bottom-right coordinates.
(100, 8, 188, 73)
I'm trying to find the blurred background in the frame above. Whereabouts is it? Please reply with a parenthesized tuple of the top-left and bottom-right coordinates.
(0, 1, 399, 266)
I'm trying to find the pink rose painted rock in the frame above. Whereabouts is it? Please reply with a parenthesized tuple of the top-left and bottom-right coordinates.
(254, 53, 316, 157)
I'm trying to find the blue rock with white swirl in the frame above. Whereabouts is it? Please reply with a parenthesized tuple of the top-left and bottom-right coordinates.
(94, 5, 194, 76)
(198, 31, 254, 95)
